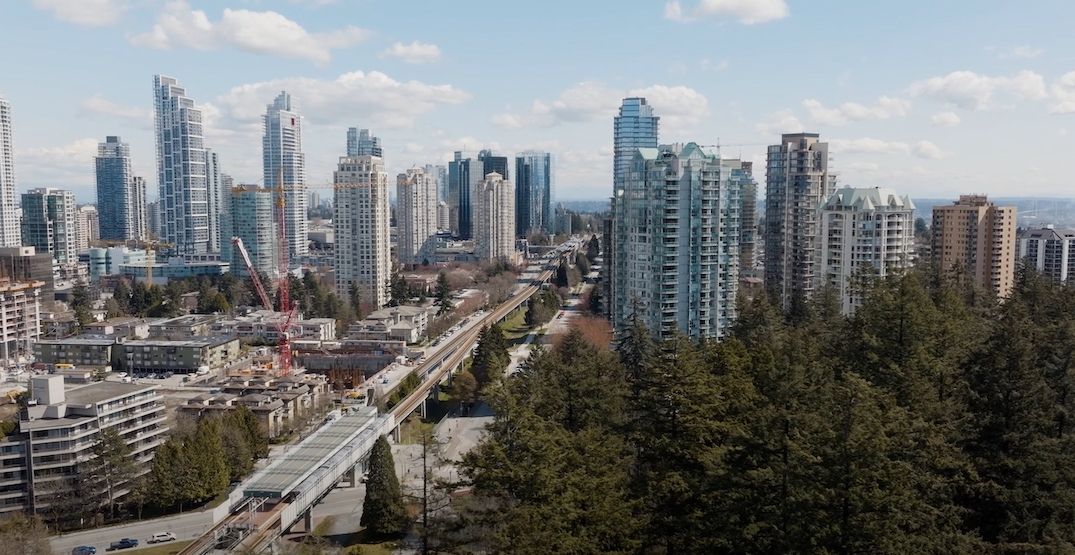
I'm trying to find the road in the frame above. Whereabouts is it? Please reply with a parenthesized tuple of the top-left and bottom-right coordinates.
(49, 507, 214, 555)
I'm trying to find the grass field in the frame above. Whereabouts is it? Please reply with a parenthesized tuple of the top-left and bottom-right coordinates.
(502, 307, 530, 340)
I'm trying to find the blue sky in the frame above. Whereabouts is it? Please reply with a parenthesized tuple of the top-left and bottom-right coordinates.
(5, 0, 1075, 202)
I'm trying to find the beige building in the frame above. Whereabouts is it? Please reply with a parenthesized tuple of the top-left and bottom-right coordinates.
(334, 155, 390, 308)
(473, 172, 516, 262)
(931, 194, 1016, 297)
(178, 374, 329, 438)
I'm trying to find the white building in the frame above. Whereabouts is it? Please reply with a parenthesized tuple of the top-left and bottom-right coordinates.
(334, 156, 390, 309)
(0, 279, 43, 369)
(0, 97, 19, 247)
(76, 205, 99, 252)
(396, 167, 438, 266)
(473, 172, 516, 262)
(611, 143, 741, 339)
(154, 75, 211, 256)
(263, 91, 307, 264)
(1020, 227, 1075, 283)
(437, 201, 450, 231)
(819, 186, 916, 315)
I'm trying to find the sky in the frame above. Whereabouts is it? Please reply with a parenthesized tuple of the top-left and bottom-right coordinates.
(4, 0, 1075, 203)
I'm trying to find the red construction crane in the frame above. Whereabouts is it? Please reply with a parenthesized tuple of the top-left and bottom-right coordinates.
(232, 236, 297, 374)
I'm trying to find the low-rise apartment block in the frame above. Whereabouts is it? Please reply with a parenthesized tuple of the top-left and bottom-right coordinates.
(122, 336, 241, 373)
(0, 376, 167, 515)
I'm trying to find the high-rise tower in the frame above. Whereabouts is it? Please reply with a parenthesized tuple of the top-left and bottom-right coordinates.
(95, 136, 147, 241)
(334, 156, 390, 309)
(264, 91, 307, 264)
(613, 97, 659, 191)
(396, 167, 438, 266)
(153, 75, 209, 255)
(0, 97, 20, 246)
(515, 151, 552, 237)
(763, 133, 836, 309)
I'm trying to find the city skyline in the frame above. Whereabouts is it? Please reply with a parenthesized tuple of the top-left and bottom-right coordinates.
(4, 1, 1075, 203)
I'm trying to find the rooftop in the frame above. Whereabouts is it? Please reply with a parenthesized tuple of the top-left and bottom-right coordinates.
(35, 334, 117, 347)
(65, 381, 156, 406)
(123, 336, 238, 348)
(244, 407, 379, 498)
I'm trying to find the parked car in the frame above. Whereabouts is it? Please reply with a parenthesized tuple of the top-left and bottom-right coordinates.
(107, 538, 139, 551)
(71, 547, 96, 555)
(148, 532, 176, 544)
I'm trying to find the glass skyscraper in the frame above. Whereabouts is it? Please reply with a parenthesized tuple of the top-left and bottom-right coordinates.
(154, 75, 209, 255)
(229, 185, 277, 278)
(263, 91, 307, 265)
(613, 97, 659, 191)
(448, 152, 483, 239)
(346, 128, 382, 157)
(95, 136, 147, 241)
(514, 151, 552, 236)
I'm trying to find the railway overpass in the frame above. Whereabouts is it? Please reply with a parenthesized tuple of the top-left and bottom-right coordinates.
(177, 259, 569, 553)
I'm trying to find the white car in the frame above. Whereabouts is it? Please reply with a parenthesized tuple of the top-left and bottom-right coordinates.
(147, 532, 176, 544)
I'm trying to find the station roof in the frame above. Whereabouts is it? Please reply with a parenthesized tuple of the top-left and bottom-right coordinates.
(243, 406, 380, 498)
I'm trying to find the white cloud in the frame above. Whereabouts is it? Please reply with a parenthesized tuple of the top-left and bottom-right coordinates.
(16, 138, 100, 195)
(665, 0, 789, 24)
(801, 96, 911, 126)
(930, 111, 961, 127)
(130, 1, 369, 65)
(830, 137, 947, 159)
(493, 82, 708, 132)
(213, 70, 470, 129)
(1000, 45, 1044, 60)
(380, 41, 442, 64)
(909, 70, 1047, 110)
(1050, 71, 1075, 114)
(755, 109, 804, 136)
(33, 0, 126, 26)
(912, 140, 947, 159)
(80, 94, 152, 124)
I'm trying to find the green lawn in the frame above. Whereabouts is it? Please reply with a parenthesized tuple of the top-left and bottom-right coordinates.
(502, 307, 530, 340)
(397, 414, 434, 444)
(128, 540, 192, 555)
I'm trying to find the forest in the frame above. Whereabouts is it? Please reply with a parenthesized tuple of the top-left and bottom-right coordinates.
(429, 267, 1075, 554)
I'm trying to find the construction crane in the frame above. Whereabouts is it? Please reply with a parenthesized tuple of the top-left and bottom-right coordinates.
(233, 236, 297, 374)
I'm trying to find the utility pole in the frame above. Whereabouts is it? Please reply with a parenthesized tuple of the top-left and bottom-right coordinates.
(422, 428, 429, 555)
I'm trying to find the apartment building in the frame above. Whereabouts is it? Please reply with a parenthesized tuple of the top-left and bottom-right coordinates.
(931, 194, 1017, 297)
(1019, 226, 1075, 283)
(819, 187, 916, 314)
(334, 155, 390, 308)
(122, 336, 241, 373)
(0, 376, 167, 515)
(0, 279, 43, 370)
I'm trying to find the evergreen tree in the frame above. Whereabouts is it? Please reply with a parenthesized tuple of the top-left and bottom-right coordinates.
(349, 282, 363, 319)
(86, 426, 136, 519)
(361, 435, 408, 538)
(0, 513, 50, 555)
(435, 271, 452, 315)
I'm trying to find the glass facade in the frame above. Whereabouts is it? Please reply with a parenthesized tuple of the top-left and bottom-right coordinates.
(514, 151, 553, 236)
(613, 98, 659, 191)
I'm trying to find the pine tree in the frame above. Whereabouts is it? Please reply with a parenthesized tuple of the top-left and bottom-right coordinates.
(435, 271, 452, 316)
(86, 426, 136, 519)
(361, 435, 408, 538)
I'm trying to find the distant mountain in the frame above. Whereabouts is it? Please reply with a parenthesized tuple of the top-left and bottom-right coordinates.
(558, 200, 610, 214)
(914, 197, 1075, 228)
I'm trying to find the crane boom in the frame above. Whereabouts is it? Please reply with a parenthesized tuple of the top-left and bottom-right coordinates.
(232, 237, 273, 311)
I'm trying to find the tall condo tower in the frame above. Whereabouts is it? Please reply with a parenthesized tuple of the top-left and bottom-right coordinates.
(263, 91, 307, 264)
(613, 97, 659, 191)
(153, 75, 209, 255)
(95, 136, 147, 241)
(0, 97, 20, 246)
(396, 167, 439, 266)
(334, 156, 391, 309)
(611, 143, 741, 339)
(515, 151, 553, 237)
(763, 132, 836, 310)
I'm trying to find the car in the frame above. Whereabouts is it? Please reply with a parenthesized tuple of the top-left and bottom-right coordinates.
(107, 538, 139, 551)
(360, 472, 370, 483)
(72, 547, 97, 555)
(148, 532, 176, 544)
